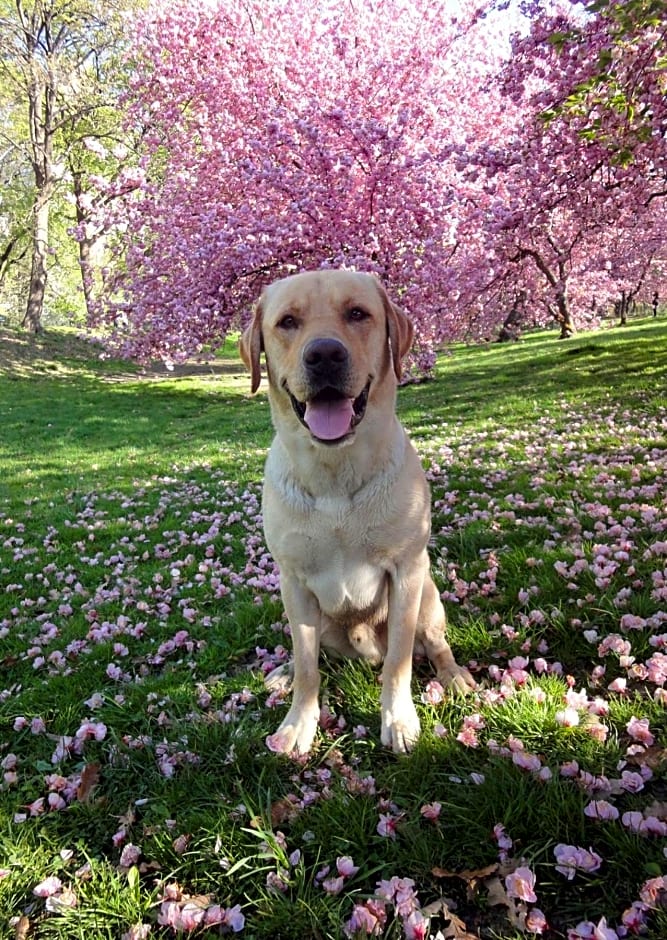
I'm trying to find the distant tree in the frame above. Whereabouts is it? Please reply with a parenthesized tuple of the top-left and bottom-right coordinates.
(0, 0, 132, 332)
(449, 0, 667, 339)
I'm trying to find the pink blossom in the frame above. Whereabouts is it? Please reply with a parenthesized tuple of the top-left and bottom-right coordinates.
(555, 707, 580, 727)
(403, 910, 429, 940)
(584, 800, 619, 821)
(119, 843, 141, 867)
(493, 823, 513, 857)
(121, 925, 152, 940)
(512, 751, 542, 772)
(554, 844, 603, 880)
(33, 875, 63, 897)
(505, 866, 537, 903)
(336, 856, 359, 878)
(377, 813, 398, 839)
(322, 875, 345, 895)
(639, 875, 667, 908)
(344, 900, 387, 937)
(420, 679, 444, 704)
(626, 716, 654, 745)
(420, 802, 441, 822)
(526, 908, 548, 934)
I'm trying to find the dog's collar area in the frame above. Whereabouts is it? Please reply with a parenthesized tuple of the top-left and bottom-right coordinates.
(285, 380, 371, 444)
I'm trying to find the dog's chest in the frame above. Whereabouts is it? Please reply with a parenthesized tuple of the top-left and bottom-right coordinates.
(267, 494, 388, 616)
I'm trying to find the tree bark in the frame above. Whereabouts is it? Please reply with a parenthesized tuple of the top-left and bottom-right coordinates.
(72, 172, 97, 320)
(23, 195, 49, 332)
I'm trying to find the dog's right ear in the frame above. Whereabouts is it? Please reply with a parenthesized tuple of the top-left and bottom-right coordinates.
(239, 299, 264, 394)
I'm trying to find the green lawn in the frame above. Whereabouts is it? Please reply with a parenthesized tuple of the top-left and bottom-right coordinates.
(1, 319, 666, 939)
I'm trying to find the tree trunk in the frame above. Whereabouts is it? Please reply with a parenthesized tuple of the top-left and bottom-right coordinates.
(549, 293, 576, 338)
(23, 196, 49, 333)
(72, 172, 97, 320)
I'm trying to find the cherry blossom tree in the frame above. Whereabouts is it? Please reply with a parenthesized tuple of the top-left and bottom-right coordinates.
(457, 0, 667, 338)
(90, 0, 507, 369)
(90, 0, 667, 364)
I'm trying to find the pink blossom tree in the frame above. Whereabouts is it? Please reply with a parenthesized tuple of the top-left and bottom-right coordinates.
(453, 0, 667, 339)
(89, 0, 667, 364)
(89, 0, 508, 369)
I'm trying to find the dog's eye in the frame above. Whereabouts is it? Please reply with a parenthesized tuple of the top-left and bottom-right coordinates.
(277, 314, 299, 330)
(347, 307, 369, 323)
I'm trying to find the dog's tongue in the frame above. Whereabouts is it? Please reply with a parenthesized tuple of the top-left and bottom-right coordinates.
(304, 397, 355, 440)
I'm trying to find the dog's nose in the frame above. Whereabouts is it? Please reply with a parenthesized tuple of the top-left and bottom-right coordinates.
(303, 338, 349, 376)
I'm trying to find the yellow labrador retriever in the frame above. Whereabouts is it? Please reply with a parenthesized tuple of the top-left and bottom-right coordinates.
(240, 270, 475, 755)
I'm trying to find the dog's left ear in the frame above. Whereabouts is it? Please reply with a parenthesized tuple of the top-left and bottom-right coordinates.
(376, 282, 414, 380)
(239, 298, 264, 394)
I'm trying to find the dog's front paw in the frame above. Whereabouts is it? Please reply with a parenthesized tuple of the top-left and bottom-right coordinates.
(439, 663, 477, 695)
(266, 704, 319, 756)
(380, 698, 420, 754)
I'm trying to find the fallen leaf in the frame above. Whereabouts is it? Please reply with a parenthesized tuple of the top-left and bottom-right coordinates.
(432, 863, 498, 882)
(485, 876, 509, 908)
(76, 763, 101, 802)
(13, 916, 30, 940)
(643, 799, 667, 820)
(420, 898, 479, 939)
(270, 797, 301, 827)
(625, 745, 667, 770)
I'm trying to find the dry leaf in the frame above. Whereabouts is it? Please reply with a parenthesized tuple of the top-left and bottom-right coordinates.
(485, 875, 509, 908)
(420, 898, 479, 940)
(270, 797, 301, 827)
(432, 863, 497, 883)
(643, 799, 667, 820)
(13, 916, 30, 940)
(76, 763, 101, 802)
(626, 745, 667, 770)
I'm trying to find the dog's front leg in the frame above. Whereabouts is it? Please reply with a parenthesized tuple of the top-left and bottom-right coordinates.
(381, 561, 425, 754)
(267, 576, 322, 756)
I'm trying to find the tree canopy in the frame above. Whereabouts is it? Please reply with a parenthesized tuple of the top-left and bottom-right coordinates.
(2, 0, 666, 364)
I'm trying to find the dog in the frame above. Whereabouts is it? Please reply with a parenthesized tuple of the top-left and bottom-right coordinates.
(240, 270, 475, 755)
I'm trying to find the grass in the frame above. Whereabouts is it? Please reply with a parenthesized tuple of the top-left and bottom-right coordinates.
(1, 318, 667, 939)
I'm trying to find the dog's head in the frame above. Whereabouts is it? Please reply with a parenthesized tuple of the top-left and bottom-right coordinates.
(240, 270, 414, 446)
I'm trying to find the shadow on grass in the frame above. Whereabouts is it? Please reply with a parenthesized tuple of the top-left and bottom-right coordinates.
(2, 318, 667, 500)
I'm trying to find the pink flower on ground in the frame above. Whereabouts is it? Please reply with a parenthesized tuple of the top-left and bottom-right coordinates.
(121, 925, 152, 940)
(344, 900, 387, 937)
(220, 904, 245, 932)
(505, 866, 537, 903)
(265, 731, 293, 754)
(421, 679, 444, 704)
(621, 902, 649, 932)
(512, 751, 542, 772)
(336, 856, 359, 878)
(554, 844, 602, 879)
(377, 813, 398, 839)
(639, 875, 667, 908)
(526, 908, 548, 934)
(420, 802, 441, 822)
(626, 716, 654, 745)
(584, 800, 619, 821)
(493, 823, 513, 858)
(33, 875, 63, 897)
(119, 843, 141, 867)
(555, 707, 580, 727)
(322, 875, 345, 895)
(404, 909, 429, 939)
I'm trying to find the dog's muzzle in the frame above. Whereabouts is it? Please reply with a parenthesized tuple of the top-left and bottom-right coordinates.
(287, 382, 370, 444)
